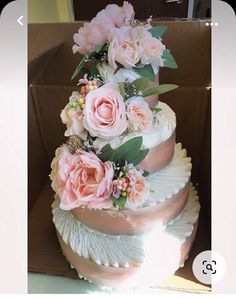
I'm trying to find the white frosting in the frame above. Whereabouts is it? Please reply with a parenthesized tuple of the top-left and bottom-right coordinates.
(52, 187, 200, 270)
(144, 143, 192, 207)
(122, 143, 191, 209)
(93, 101, 176, 151)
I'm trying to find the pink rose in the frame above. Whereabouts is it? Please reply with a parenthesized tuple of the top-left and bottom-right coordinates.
(73, 20, 112, 55)
(122, 1, 135, 25)
(133, 26, 165, 67)
(72, 3, 135, 55)
(126, 168, 149, 207)
(50, 147, 114, 210)
(103, 4, 124, 27)
(60, 91, 85, 138)
(126, 97, 153, 132)
(83, 83, 128, 139)
(108, 26, 143, 69)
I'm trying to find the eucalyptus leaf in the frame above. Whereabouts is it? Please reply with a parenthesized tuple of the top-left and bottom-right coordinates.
(142, 84, 178, 97)
(111, 137, 143, 163)
(119, 83, 125, 98)
(71, 56, 87, 80)
(90, 63, 99, 77)
(110, 195, 127, 209)
(132, 77, 150, 92)
(94, 44, 104, 53)
(162, 49, 178, 69)
(99, 143, 113, 162)
(142, 170, 150, 177)
(99, 136, 151, 165)
(148, 26, 167, 38)
(152, 107, 162, 113)
(133, 64, 155, 81)
(132, 149, 149, 166)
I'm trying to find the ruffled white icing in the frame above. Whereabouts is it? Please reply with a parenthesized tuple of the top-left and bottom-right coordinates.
(52, 199, 145, 267)
(144, 143, 192, 207)
(93, 101, 176, 151)
(52, 187, 199, 269)
(164, 188, 200, 242)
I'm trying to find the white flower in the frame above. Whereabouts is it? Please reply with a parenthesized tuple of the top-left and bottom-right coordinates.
(60, 91, 86, 139)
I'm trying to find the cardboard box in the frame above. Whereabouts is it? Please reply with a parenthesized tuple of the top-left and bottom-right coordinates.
(28, 20, 211, 293)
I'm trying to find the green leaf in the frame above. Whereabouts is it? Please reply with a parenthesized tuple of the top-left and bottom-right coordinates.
(94, 44, 104, 53)
(67, 102, 80, 109)
(119, 83, 125, 98)
(132, 149, 149, 166)
(152, 108, 162, 113)
(71, 56, 87, 80)
(99, 137, 145, 164)
(148, 26, 167, 38)
(99, 143, 113, 162)
(162, 49, 178, 69)
(133, 64, 155, 81)
(111, 137, 143, 163)
(132, 77, 150, 92)
(110, 195, 127, 209)
(142, 84, 178, 97)
(142, 170, 150, 177)
(99, 137, 150, 165)
(90, 63, 100, 77)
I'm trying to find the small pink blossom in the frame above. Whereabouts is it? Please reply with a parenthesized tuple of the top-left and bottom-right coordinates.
(126, 168, 149, 206)
(133, 26, 165, 66)
(126, 97, 153, 132)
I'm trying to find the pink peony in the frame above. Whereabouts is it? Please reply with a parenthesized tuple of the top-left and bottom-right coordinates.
(108, 26, 143, 69)
(50, 146, 69, 198)
(133, 26, 165, 66)
(60, 91, 85, 138)
(83, 83, 128, 139)
(50, 146, 114, 210)
(126, 168, 149, 205)
(126, 97, 153, 132)
(122, 1, 135, 25)
(72, 2, 135, 55)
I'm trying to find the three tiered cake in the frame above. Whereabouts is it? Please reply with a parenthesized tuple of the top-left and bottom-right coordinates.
(50, 2, 200, 288)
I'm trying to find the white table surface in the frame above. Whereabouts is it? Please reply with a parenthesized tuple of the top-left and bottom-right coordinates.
(28, 273, 177, 294)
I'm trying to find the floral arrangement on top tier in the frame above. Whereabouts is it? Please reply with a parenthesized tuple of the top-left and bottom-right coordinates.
(50, 2, 178, 211)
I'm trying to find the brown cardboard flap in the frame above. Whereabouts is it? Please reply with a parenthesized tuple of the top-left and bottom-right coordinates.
(28, 42, 62, 85)
(161, 87, 211, 186)
(30, 85, 76, 163)
(28, 21, 210, 87)
(28, 88, 49, 211)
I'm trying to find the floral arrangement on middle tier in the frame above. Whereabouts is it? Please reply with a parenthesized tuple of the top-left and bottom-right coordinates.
(50, 76, 178, 211)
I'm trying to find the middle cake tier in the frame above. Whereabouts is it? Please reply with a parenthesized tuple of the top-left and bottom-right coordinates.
(93, 100, 176, 174)
(67, 143, 192, 235)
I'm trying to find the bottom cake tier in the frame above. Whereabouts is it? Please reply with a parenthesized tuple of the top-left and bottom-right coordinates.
(52, 187, 200, 288)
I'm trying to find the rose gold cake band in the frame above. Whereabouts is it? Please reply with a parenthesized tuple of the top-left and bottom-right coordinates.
(56, 221, 198, 288)
(137, 130, 176, 173)
(72, 182, 191, 235)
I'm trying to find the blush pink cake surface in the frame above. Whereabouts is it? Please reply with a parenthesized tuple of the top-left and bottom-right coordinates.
(50, 1, 200, 289)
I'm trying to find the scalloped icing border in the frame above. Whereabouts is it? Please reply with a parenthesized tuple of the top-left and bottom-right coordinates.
(52, 187, 200, 268)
